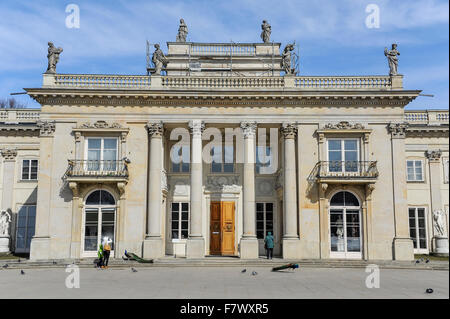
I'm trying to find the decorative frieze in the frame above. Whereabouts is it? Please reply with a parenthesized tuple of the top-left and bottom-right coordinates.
(205, 175, 241, 193)
(146, 121, 164, 137)
(0, 149, 18, 161)
(79, 120, 122, 129)
(280, 122, 297, 139)
(240, 121, 257, 138)
(388, 122, 409, 138)
(37, 120, 56, 137)
(323, 121, 365, 130)
(425, 149, 442, 162)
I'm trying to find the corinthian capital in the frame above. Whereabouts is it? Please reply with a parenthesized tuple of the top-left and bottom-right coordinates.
(37, 120, 56, 137)
(146, 121, 164, 137)
(388, 122, 409, 138)
(240, 121, 257, 138)
(1, 148, 18, 161)
(425, 149, 442, 162)
(189, 120, 205, 138)
(281, 122, 297, 139)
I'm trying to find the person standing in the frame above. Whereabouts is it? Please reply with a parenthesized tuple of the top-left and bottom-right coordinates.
(97, 244, 104, 268)
(264, 232, 274, 259)
(102, 237, 112, 268)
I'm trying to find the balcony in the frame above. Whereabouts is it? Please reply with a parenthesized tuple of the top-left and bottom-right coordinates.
(309, 161, 379, 184)
(65, 160, 129, 183)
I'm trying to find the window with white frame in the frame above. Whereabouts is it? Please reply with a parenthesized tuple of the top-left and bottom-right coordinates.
(171, 202, 189, 240)
(408, 207, 428, 252)
(85, 138, 118, 171)
(256, 202, 274, 239)
(406, 160, 424, 181)
(444, 158, 449, 184)
(211, 144, 234, 173)
(171, 144, 190, 173)
(256, 146, 272, 174)
(21, 160, 38, 180)
(327, 139, 359, 172)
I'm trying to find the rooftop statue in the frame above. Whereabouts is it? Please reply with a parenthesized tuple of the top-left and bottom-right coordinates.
(281, 43, 296, 75)
(176, 18, 188, 42)
(152, 44, 168, 75)
(45, 42, 63, 74)
(384, 43, 400, 76)
(260, 20, 271, 43)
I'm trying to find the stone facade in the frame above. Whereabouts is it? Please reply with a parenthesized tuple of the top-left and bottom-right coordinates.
(0, 42, 449, 261)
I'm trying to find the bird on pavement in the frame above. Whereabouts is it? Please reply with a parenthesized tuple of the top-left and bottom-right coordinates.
(251, 271, 258, 276)
(20, 270, 25, 275)
(2, 264, 8, 269)
(241, 269, 246, 273)
(425, 259, 430, 263)
(131, 268, 138, 273)
(426, 288, 434, 294)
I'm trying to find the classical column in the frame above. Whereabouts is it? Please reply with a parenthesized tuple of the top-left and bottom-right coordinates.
(239, 122, 259, 259)
(281, 122, 301, 258)
(388, 122, 414, 260)
(426, 150, 448, 254)
(30, 120, 56, 260)
(186, 120, 205, 258)
(143, 121, 164, 259)
(0, 148, 17, 253)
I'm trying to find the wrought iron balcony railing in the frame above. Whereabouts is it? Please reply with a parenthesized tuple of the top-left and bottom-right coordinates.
(309, 161, 379, 182)
(65, 160, 128, 178)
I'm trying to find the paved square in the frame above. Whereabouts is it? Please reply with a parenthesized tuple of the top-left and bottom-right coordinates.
(0, 267, 448, 299)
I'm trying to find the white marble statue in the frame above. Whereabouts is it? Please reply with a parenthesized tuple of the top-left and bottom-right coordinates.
(0, 210, 12, 237)
(433, 209, 446, 237)
(384, 43, 400, 76)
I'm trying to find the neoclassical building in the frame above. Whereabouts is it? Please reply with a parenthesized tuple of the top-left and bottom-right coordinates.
(0, 40, 448, 261)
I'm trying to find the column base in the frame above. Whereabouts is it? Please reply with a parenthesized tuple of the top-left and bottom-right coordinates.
(70, 242, 81, 259)
(393, 237, 414, 261)
(186, 238, 205, 259)
(434, 237, 449, 255)
(0, 236, 10, 254)
(240, 238, 259, 259)
(282, 238, 301, 259)
(30, 236, 51, 260)
(142, 237, 164, 259)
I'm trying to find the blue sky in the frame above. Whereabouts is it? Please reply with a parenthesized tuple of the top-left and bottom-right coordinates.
(0, 0, 448, 110)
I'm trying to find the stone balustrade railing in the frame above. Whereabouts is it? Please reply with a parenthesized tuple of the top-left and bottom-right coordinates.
(42, 73, 403, 90)
(190, 43, 256, 56)
(0, 109, 40, 122)
(405, 110, 449, 125)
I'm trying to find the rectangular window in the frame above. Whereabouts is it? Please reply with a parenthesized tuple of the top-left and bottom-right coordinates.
(327, 139, 359, 172)
(408, 207, 428, 252)
(211, 144, 234, 173)
(406, 160, 424, 181)
(256, 202, 274, 239)
(256, 146, 272, 174)
(86, 138, 118, 171)
(21, 160, 38, 180)
(15, 205, 36, 252)
(171, 202, 189, 240)
(171, 145, 190, 173)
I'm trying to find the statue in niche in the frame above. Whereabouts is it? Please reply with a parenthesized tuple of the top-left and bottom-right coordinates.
(152, 44, 168, 75)
(46, 42, 63, 74)
(384, 43, 400, 76)
(0, 210, 11, 237)
(176, 18, 188, 42)
(433, 209, 446, 237)
(281, 43, 296, 74)
(260, 20, 271, 43)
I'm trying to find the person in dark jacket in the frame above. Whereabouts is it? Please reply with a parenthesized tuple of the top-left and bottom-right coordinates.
(264, 232, 274, 259)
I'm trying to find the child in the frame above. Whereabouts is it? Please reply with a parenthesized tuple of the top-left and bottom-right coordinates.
(97, 243, 104, 268)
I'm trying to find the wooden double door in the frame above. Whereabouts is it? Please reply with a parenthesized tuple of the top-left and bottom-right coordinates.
(210, 201, 235, 256)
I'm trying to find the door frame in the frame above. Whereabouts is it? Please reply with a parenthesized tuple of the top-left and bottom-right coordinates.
(329, 205, 362, 259)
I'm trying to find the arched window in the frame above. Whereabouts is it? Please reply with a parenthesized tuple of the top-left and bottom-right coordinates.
(86, 190, 115, 206)
(82, 190, 116, 256)
(330, 191, 359, 207)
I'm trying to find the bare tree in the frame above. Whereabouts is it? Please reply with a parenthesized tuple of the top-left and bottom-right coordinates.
(0, 98, 27, 109)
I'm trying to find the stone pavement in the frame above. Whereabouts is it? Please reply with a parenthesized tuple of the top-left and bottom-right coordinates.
(0, 266, 448, 299)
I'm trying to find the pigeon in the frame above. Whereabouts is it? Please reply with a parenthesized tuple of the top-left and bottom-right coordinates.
(415, 260, 420, 264)
(131, 268, 138, 273)
(2, 264, 8, 269)
(251, 271, 258, 276)
(425, 259, 430, 264)
(52, 261, 57, 265)
(426, 288, 434, 294)
(18, 259, 21, 263)
(241, 269, 247, 273)
(20, 270, 25, 275)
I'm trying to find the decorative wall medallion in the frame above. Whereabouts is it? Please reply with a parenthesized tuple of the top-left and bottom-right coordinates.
(256, 178, 275, 196)
(323, 121, 365, 130)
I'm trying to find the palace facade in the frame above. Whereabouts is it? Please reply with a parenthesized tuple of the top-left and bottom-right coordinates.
(0, 41, 449, 261)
